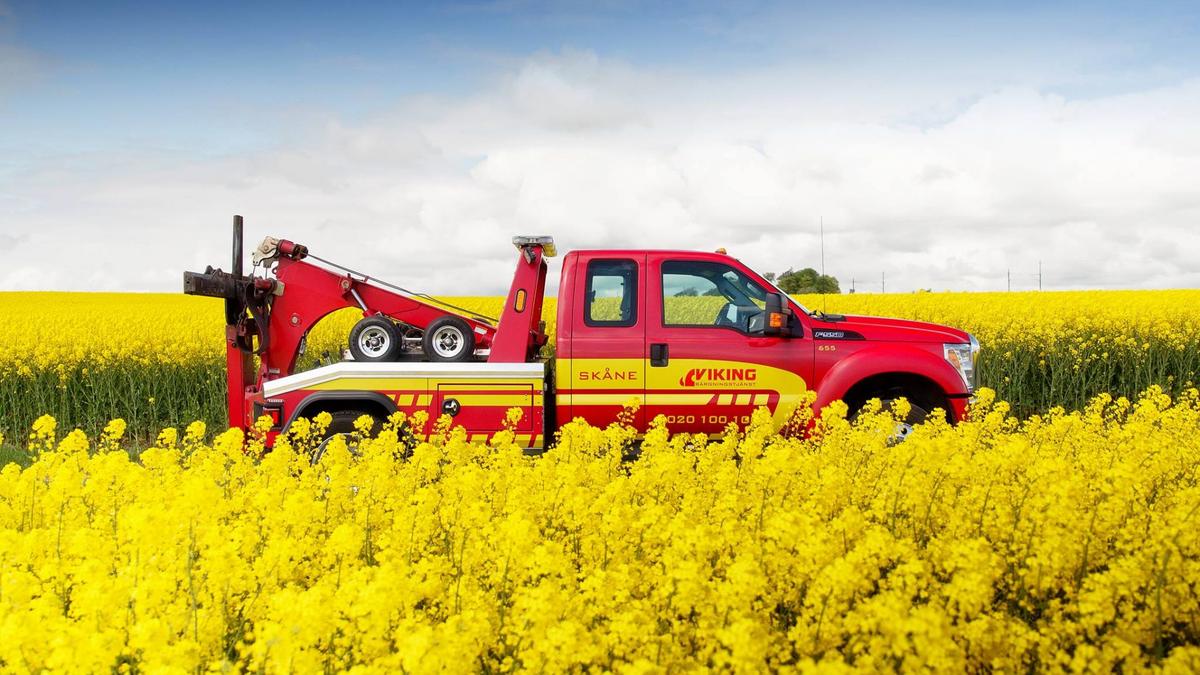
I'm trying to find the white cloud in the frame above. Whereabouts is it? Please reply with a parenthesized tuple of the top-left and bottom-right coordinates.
(2, 50, 1199, 295)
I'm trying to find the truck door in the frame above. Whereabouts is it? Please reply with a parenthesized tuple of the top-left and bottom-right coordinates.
(644, 254, 813, 436)
(558, 254, 647, 430)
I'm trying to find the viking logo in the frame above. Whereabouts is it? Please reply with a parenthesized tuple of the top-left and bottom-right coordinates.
(678, 367, 758, 387)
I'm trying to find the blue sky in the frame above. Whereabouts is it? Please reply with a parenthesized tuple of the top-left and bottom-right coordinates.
(8, 2, 793, 154)
(2, 1, 1199, 292)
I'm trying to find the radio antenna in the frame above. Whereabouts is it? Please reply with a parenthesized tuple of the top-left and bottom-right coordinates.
(820, 216, 828, 313)
(820, 216, 825, 279)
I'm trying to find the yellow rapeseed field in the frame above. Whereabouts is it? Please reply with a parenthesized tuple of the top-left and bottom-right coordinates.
(1, 291, 1199, 670)
(1, 390, 1199, 671)
(1, 290, 1198, 438)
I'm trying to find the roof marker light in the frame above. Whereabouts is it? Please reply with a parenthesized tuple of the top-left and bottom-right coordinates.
(512, 235, 557, 258)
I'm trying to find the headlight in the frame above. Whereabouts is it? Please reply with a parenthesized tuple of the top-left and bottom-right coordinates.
(944, 335, 979, 392)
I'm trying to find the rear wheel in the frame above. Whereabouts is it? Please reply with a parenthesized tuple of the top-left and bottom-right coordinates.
(310, 410, 420, 464)
(349, 317, 401, 362)
(312, 409, 379, 463)
(423, 316, 476, 362)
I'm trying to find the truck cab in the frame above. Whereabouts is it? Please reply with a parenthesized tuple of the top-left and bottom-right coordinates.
(555, 249, 975, 437)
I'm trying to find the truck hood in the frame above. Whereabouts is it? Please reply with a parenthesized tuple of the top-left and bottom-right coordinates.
(809, 314, 970, 344)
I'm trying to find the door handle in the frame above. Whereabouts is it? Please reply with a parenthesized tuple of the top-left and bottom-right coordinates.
(650, 343, 669, 367)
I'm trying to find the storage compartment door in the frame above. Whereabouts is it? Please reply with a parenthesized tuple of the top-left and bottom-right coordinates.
(434, 383, 535, 434)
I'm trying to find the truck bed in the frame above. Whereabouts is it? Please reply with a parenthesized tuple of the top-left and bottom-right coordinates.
(264, 360, 550, 448)
(264, 361, 547, 397)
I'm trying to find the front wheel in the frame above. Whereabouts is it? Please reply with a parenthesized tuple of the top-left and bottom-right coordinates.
(851, 398, 931, 444)
(422, 316, 476, 362)
(883, 399, 930, 444)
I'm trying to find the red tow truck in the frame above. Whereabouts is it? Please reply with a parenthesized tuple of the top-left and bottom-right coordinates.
(185, 217, 979, 449)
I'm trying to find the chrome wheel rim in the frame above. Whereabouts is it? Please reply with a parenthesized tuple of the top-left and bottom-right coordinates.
(431, 326, 464, 358)
(890, 421, 914, 443)
(358, 326, 392, 358)
(313, 432, 354, 463)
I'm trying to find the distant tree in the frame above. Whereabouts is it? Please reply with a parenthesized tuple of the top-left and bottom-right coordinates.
(763, 272, 777, 283)
(776, 267, 840, 294)
(674, 287, 700, 297)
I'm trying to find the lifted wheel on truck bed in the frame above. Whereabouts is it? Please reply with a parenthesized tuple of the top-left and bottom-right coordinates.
(348, 317, 402, 362)
(423, 316, 476, 362)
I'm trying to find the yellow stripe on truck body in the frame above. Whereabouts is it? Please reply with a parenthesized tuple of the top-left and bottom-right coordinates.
(264, 362, 546, 449)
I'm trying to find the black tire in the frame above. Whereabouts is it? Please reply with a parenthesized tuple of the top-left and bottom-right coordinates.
(312, 409, 379, 463)
(348, 316, 401, 362)
(310, 410, 420, 464)
(851, 398, 931, 444)
(422, 316, 476, 362)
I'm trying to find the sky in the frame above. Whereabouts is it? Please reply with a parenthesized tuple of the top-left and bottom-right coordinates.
(1, 0, 1198, 295)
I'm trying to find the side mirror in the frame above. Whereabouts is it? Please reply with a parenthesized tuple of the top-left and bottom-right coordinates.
(763, 292, 788, 337)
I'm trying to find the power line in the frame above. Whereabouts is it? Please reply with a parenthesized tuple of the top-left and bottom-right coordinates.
(1005, 263, 1045, 292)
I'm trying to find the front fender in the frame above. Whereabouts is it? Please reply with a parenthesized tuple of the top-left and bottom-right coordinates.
(813, 344, 967, 411)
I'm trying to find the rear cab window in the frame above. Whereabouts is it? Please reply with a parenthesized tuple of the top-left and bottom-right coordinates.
(585, 259, 638, 327)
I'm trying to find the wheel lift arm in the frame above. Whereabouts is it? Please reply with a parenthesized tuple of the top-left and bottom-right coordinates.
(184, 216, 504, 426)
(260, 246, 497, 377)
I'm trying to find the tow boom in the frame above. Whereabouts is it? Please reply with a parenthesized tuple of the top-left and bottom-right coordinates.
(184, 216, 553, 428)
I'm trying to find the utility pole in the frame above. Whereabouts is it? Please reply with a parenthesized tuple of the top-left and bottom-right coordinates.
(1038, 261, 1043, 291)
(850, 276, 856, 294)
(1007, 268, 1011, 292)
(881, 271, 886, 294)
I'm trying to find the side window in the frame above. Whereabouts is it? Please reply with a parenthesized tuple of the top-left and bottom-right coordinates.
(585, 259, 638, 327)
(662, 260, 768, 332)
